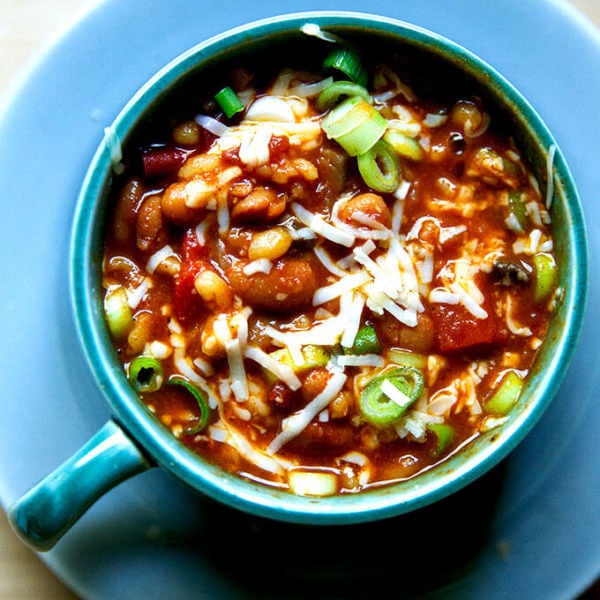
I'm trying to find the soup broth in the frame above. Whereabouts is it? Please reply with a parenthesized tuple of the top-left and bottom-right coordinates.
(101, 38, 559, 496)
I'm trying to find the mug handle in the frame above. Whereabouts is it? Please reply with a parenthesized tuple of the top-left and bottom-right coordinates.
(7, 419, 151, 551)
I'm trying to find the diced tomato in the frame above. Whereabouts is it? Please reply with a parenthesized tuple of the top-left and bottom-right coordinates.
(173, 230, 208, 322)
(430, 302, 506, 353)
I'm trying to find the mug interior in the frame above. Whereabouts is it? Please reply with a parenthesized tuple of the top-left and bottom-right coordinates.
(69, 11, 587, 524)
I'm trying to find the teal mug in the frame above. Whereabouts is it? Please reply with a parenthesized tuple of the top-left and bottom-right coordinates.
(8, 11, 587, 551)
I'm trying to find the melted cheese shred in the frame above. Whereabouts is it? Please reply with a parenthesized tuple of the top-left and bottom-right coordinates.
(268, 372, 348, 453)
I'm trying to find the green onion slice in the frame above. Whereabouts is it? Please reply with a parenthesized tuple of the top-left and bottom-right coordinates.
(104, 286, 132, 340)
(323, 47, 368, 86)
(357, 139, 402, 193)
(316, 81, 372, 111)
(348, 324, 381, 355)
(484, 370, 524, 415)
(168, 376, 210, 434)
(128, 356, 163, 393)
(322, 96, 387, 156)
(533, 253, 557, 302)
(387, 349, 427, 370)
(359, 366, 424, 427)
(214, 86, 244, 118)
(427, 423, 455, 457)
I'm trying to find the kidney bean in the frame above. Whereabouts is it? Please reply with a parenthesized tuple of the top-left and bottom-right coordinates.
(142, 146, 187, 179)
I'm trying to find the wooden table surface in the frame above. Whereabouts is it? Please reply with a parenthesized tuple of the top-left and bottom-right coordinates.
(1, 1, 599, 598)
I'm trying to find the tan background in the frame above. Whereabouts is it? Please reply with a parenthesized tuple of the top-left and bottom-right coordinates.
(0, 1, 599, 598)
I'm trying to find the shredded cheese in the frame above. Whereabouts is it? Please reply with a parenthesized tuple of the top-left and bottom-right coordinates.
(245, 346, 301, 390)
(291, 202, 355, 247)
(268, 372, 347, 453)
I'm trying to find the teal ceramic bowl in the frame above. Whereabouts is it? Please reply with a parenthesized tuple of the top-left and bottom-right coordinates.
(9, 11, 587, 551)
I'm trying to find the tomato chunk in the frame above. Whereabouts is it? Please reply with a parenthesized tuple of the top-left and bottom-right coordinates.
(173, 230, 209, 322)
(430, 302, 505, 353)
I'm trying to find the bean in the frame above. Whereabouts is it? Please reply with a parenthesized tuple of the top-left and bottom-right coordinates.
(113, 178, 143, 244)
(451, 100, 483, 134)
(231, 186, 286, 223)
(200, 315, 227, 358)
(194, 269, 233, 311)
(248, 227, 293, 261)
(226, 257, 317, 312)
(377, 311, 435, 354)
(142, 147, 186, 179)
(338, 193, 392, 228)
(127, 311, 154, 355)
(301, 368, 330, 401)
(136, 194, 168, 253)
(161, 182, 206, 226)
(172, 120, 201, 146)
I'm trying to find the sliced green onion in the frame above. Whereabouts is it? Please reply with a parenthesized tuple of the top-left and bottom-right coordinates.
(323, 47, 368, 86)
(322, 96, 387, 155)
(383, 130, 424, 161)
(214, 86, 244, 118)
(168, 376, 210, 434)
(128, 356, 163, 393)
(104, 286, 132, 339)
(484, 371, 524, 415)
(316, 81, 372, 111)
(508, 191, 529, 230)
(533, 253, 557, 302)
(269, 345, 330, 374)
(357, 140, 402, 193)
(359, 366, 424, 427)
(427, 423, 455, 457)
(387, 349, 427, 370)
(348, 324, 381, 355)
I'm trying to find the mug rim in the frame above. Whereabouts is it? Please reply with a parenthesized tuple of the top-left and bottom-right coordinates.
(69, 10, 588, 524)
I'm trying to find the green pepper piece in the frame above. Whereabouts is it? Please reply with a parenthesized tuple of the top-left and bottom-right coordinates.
(484, 371, 524, 415)
(427, 423, 455, 457)
(533, 253, 557, 302)
(349, 325, 381, 355)
(508, 191, 529, 230)
(128, 356, 163, 393)
(359, 366, 424, 427)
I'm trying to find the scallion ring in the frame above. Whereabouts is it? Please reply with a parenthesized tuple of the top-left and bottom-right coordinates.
(316, 81, 372, 111)
(128, 356, 163, 393)
(323, 47, 368, 87)
(168, 376, 210, 434)
(357, 140, 402, 193)
(214, 86, 244, 119)
(322, 96, 387, 156)
(359, 366, 424, 427)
